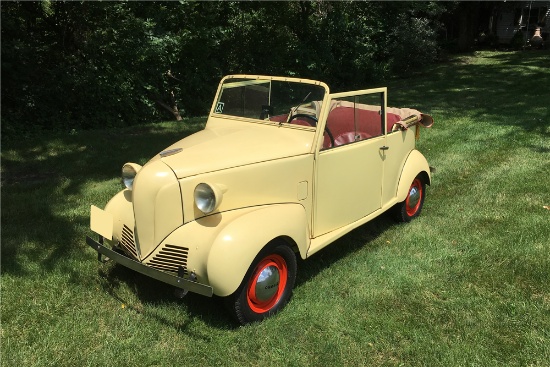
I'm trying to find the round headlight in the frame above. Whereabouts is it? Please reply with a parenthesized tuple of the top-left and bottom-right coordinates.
(194, 183, 222, 214)
(122, 163, 141, 190)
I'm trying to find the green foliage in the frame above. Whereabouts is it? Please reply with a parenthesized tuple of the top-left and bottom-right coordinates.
(1, 1, 450, 137)
(387, 15, 438, 76)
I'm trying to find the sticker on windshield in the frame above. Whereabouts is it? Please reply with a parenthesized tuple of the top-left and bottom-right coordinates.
(215, 102, 224, 114)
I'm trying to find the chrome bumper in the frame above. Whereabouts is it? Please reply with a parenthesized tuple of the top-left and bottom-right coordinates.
(85, 236, 213, 297)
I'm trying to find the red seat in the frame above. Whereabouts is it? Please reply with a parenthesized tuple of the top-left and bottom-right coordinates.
(324, 107, 381, 148)
(275, 108, 404, 149)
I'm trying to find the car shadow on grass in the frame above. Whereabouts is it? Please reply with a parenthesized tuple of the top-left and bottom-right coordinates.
(95, 212, 398, 330)
(295, 212, 396, 288)
(97, 262, 234, 330)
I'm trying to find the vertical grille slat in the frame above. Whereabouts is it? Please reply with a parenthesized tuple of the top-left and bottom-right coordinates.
(119, 225, 139, 260)
(146, 244, 189, 275)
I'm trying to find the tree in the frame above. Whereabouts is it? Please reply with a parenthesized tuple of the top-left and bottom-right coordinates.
(1, 1, 449, 137)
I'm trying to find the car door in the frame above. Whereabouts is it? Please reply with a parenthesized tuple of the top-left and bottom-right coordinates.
(313, 88, 387, 237)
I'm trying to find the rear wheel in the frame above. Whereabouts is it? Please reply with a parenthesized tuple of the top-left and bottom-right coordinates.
(393, 176, 426, 222)
(225, 241, 297, 324)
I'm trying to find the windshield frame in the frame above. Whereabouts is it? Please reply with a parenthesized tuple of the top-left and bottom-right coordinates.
(209, 75, 330, 129)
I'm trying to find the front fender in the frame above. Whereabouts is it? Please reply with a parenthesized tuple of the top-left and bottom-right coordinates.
(396, 150, 431, 202)
(207, 204, 308, 297)
(103, 189, 134, 245)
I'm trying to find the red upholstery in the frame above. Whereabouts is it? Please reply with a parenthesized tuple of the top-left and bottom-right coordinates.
(322, 107, 403, 149)
(272, 108, 403, 149)
(323, 107, 374, 148)
(334, 131, 371, 146)
(270, 114, 314, 127)
(269, 114, 288, 123)
(328, 107, 379, 137)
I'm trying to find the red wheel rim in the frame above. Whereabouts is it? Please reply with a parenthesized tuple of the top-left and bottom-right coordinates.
(405, 178, 423, 217)
(247, 254, 288, 313)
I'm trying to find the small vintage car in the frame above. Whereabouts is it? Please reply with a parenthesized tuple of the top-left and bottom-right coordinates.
(87, 75, 434, 324)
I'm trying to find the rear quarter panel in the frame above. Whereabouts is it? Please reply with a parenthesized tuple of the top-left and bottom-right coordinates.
(382, 125, 419, 205)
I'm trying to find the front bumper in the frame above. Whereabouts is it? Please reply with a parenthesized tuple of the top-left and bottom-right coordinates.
(86, 236, 213, 297)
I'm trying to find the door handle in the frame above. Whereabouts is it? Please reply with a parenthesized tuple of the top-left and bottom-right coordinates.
(380, 146, 389, 150)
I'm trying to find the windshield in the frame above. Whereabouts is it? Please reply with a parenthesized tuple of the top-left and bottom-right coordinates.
(213, 77, 326, 126)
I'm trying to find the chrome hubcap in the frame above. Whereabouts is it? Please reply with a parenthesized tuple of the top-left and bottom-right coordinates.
(408, 186, 420, 209)
(255, 265, 280, 302)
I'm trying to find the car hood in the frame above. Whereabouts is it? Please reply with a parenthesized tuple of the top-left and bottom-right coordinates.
(156, 122, 314, 179)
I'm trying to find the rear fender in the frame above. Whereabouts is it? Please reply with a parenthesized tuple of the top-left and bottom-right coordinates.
(206, 204, 308, 297)
(396, 150, 431, 202)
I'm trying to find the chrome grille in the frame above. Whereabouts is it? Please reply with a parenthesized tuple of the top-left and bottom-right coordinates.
(147, 244, 189, 275)
(119, 225, 139, 260)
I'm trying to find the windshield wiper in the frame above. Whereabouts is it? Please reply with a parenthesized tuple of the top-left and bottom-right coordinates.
(283, 92, 312, 125)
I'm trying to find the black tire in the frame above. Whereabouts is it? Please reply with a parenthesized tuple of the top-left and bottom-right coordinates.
(224, 241, 297, 324)
(393, 176, 426, 222)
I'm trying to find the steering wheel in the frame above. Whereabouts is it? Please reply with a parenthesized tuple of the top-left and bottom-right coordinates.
(288, 113, 318, 126)
(288, 113, 335, 148)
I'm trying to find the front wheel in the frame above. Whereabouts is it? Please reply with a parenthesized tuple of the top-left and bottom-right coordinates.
(224, 241, 297, 324)
(393, 176, 426, 222)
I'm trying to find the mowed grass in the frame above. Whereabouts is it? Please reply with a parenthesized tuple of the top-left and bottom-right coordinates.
(2, 50, 549, 366)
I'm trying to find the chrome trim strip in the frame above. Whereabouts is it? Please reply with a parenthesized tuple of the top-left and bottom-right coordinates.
(159, 148, 183, 157)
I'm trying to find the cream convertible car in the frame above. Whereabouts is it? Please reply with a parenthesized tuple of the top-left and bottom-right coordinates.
(87, 75, 434, 324)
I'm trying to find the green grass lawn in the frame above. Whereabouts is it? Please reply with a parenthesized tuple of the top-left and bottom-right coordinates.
(2, 50, 549, 366)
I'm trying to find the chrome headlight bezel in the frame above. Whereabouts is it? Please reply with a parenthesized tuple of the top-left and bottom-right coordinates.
(194, 183, 223, 214)
(122, 163, 142, 190)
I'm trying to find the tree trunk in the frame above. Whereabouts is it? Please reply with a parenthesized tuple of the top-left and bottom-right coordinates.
(458, 2, 480, 52)
(155, 91, 182, 121)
